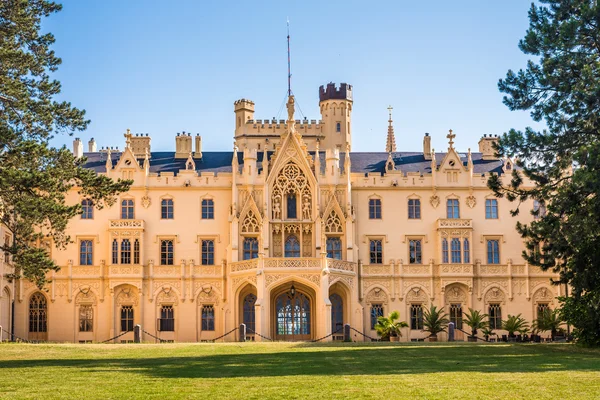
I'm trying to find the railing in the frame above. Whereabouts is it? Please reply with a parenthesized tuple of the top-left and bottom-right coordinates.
(109, 219, 144, 229)
(230, 259, 259, 272)
(264, 258, 321, 269)
(439, 264, 472, 274)
(437, 218, 472, 229)
(327, 259, 356, 273)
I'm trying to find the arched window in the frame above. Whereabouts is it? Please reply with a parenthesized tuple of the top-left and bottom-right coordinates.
(160, 240, 174, 265)
(29, 293, 47, 336)
(79, 240, 93, 266)
(121, 239, 131, 264)
(487, 240, 500, 264)
(284, 235, 300, 258)
(330, 293, 343, 333)
(161, 199, 174, 219)
(442, 238, 449, 263)
(243, 238, 259, 260)
(243, 293, 256, 332)
(112, 239, 118, 264)
(451, 238, 461, 263)
(326, 237, 342, 260)
(463, 239, 470, 263)
(287, 193, 297, 219)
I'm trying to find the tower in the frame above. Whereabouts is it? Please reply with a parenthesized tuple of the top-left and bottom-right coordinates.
(319, 82, 353, 151)
(234, 99, 255, 136)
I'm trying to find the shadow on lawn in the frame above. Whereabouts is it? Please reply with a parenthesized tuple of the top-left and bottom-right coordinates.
(1, 344, 598, 379)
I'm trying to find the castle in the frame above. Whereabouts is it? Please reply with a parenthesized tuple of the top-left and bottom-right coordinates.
(0, 83, 560, 342)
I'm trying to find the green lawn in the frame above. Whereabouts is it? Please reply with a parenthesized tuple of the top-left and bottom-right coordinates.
(0, 342, 599, 399)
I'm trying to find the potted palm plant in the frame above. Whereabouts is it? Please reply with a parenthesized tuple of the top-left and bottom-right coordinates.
(481, 327, 495, 342)
(422, 305, 449, 342)
(532, 308, 564, 341)
(463, 308, 488, 342)
(502, 314, 529, 341)
(374, 311, 408, 342)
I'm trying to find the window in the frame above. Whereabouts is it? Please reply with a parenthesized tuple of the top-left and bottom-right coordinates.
(134, 239, 140, 264)
(3, 235, 9, 264)
(488, 303, 502, 329)
(370, 304, 384, 329)
(121, 305, 134, 332)
(121, 199, 134, 219)
(29, 293, 47, 333)
(537, 303, 550, 321)
(202, 199, 214, 219)
(159, 305, 175, 332)
(409, 239, 422, 264)
(160, 240, 174, 266)
(336, 122, 341, 132)
(449, 303, 463, 329)
(284, 235, 301, 258)
(243, 293, 256, 333)
(369, 240, 383, 264)
(463, 239, 470, 264)
(369, 199, 382, 219)
(451, 238, 461, 263)
(243, 238, 259, 260)
(79, 240, 93, 266)
(533, 200, 547, 220)
(79, 305, 93, 332)
(485, 199, 498, 219)
(120, 239, 131, 264)
(81, 199, 93, 219)
(112, 239, 118, 264)
(201, 305, 215, 331)
(287, 194, 297, 219)
(326, 237, 342, 260)
(446, 199, 460, 219)
(161, 199, 174, 219)
(487, 240, 500, 264)
(441, 238, 449, 263)
(410, 304, 424, 330)
(202, 240, 215, 265)
(408, 199, 421, 219)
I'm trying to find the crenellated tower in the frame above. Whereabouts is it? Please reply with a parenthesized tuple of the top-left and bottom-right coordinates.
(319, 82, 353, 151)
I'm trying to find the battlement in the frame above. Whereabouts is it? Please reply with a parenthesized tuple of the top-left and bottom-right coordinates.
(234, 98, 255, 111)
(319, 82, 353, 102)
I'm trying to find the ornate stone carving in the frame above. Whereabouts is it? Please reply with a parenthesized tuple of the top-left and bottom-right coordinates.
(405, 287, 428, 303)
(241, 209, 260, 233)
(324, 211, 343, 233)
(484, 287, 506, 304)
(115, 287, 139, 306)
(271, 162, 312, 220)
(404, 265, 429, 274)
(512, 279, 526, 296)
(230, 259, 258, 272)
(466, 195, 476, 209)
(363, 265, 391, 275)
(430, 195, 440, 208)
(366, 287, 389, 304)
(327, 259, 356, 272)
(532, 287, 555, 304)
(156, 287, 178, 304)
(141, 195, 151, 209)
(480, 265, 508, 275)
(330, 275, 354, 289)
(363, 279, 391, 290)
(444, 285, 467, 304)
(75, 287, 97, 305)
(196, 285, 220, 305)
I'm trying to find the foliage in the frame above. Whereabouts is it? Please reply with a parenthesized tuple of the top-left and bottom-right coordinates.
(533, 308, 565, 340)
(502, 314, 530, 337)
(481, 327, 495, 341)
(374, 310, 408, 340)
(489, 0, 600, 346)
(422, 305, 449, 338)
(0, 1, 131, 287)
(462, 308, 488, 337)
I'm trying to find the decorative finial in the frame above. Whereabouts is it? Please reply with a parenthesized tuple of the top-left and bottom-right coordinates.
(387, 105, 393, 121)
(447, 129, 456, 149)
(124, 128, 132, 149)
(385, 106, 397, 154)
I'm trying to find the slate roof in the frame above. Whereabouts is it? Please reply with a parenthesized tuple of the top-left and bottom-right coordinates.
(81, 151, 505, 176)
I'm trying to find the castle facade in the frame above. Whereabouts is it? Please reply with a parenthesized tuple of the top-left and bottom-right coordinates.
(0, 83, 560, 343)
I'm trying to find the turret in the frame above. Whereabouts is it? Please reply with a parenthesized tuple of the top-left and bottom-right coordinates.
(319, 82, 353, 151)
(478, 134, 499, 161)
(175, 132, 192, 159)
(234, 99, 255, 136)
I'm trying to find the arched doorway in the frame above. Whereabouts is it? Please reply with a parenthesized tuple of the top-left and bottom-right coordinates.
(330, 293, 343, 334)
(272, 282, 314, 341)
(243, 293, 256, 332)
(29, 292, 47, 341)
(1, 287, 10, 340)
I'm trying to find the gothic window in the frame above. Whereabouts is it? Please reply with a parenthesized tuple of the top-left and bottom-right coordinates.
(120, 239, 131, 265)
(243, 238, 259, 260)
(159, 305, 175, 332)
(410, 304, 424, 330)
(441, 238, 449, 263)
(201, 305, 215, 331)
(202, 199, 214, 219)
(451, 238, 461, 263)
(325, 212, 343, 233)
(243, 294, 257, 333)
(408, 199, 421, 219)
(537, 303, 550, 322)
(79, 305, 93, 332)
(370, 303, 383, 329)
(369, 240, 383, 264)
(134, 239, 140, 264)
(121, 199, 134, 219)
(160, 240, 174, 265)
(487, 240, 500, 264)
(330, 294, 344, 333)
(409, 239, 422, 264)
(3, 234, 10, 264)
(485, 199, 498, 219)
(201, 240, 214, 265)
(449, 304, 463, 329)
(241, 210, 260, 233)
(287, 193, 297, 219)
(112, 239, 118, 264)
(369, 199, 382, 219)
(29, 293, 47, 333)
(284, 235, 301, 258)
(446, 199, 460, 219)
(161, 199, 174, 219)
(326, 237, 342, 260)
(488, 303, 502, 329)
(79, 240, 93, 266)
(120, 306, 134, 332)
(81, 199, 93, 219)
(463, 239, 470, 263)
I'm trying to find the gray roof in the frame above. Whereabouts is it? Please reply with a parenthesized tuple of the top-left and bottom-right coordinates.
(81, 151, 505, 176)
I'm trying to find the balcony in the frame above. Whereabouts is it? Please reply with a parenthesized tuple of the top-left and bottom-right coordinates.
(229, 257, 357, 273)
(437, 219, 472, 229)
(264, 258, 321, 270)
(109, 219, 145, 229)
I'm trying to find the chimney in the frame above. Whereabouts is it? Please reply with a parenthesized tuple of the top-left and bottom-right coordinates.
(423, 133, 431, 160)
(478, 134, 499, 160)
(175, 131, 192, 159)
(194, 134, 202, 159)
(130, 133, 151, 159)
(73, 138, 83, 158)
(88, 138, 97, 152)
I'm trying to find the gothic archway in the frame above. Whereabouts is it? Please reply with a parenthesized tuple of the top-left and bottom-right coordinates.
(271, 282, 315, 341)
(29, 292, 47, 341)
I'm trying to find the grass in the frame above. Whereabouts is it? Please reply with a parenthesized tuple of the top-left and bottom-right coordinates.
(0, 342, 599, 399)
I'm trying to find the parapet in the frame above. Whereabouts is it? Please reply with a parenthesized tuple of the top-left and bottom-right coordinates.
(319, 82, 353, 102)
(234, 98, 255, 111)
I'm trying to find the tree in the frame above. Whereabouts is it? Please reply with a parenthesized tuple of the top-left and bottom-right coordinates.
(502, 314, 530, 338)
(462, 308, 488, 338)
(422, 305, 449, 340)
(374, 310, 409, 341)
(0, 1, 130, 287)
(489, 0, 600, 346)
(533, 308, 565, 340)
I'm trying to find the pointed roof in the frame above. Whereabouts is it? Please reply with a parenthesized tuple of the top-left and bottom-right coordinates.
(385, 106, 397, 154)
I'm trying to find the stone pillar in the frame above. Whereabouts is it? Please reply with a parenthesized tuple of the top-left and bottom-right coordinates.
(134, 324, 141, 343)
(344, 323, 351, 342)
(448, 321, 455, 342)
(239, 323, 246, 342)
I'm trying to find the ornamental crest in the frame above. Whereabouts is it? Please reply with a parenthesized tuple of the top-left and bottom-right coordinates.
(466, 195, 476, 209)
(430, 195, 440, 208)
(141, 195, 151, 209)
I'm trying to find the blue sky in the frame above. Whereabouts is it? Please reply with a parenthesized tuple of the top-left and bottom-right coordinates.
(46, 0, 542, 153)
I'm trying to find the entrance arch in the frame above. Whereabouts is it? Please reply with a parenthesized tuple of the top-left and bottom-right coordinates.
(1, 287, 11, 340)
(29, 292, 47, 341)
(271, 281, 315, 341)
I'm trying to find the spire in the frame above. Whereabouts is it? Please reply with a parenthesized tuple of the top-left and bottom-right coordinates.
(287, 18, 292, 97)
(105, 148, 112, 170)
(385, 106, 397, 154)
